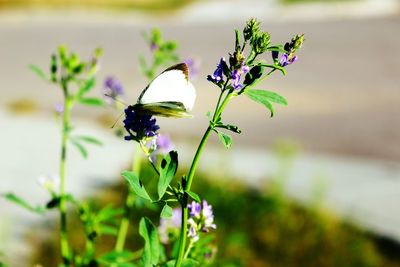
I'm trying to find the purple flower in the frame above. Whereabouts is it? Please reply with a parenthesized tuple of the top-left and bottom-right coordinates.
(187, 199, 217, 243)
(278, 53, 298, 67)
(54, 103, 64, 114)
(37, 174, 60, 192)
(159, 208, 182, 244)
(150, 135, 174, 163)
(103, 76, 124, 105)
(184, 58, 201, 80)
(201, 200, 216, 232)
(188, 201, 202, 218)
(230, 64, 250, 90)
(207, 57, 227, 84)
(187, 218, 199, 242)
(150, 42, 159, 52)
(156, 135, 174, 154)
(123, 106, 160, 141)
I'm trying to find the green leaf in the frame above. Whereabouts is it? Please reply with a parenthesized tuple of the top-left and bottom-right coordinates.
(158, 151, 178, 199)
(245, 89, 288, 117)
(98, 251, 136, 265)
(70, 139, 88, 159)
(215, 130, 232, 149)
(29, 64, 48, 80)
(72, 135, 103, 146)
(4, 193, 45, 214)
(215, 123, 242, 134)
(243, 65, 264, 87)
(139, 217, 160, 266)
(121, 171, 152, 201)
(76, 77, 95, 98)
(185, 191, 201, 203)
(97, 204, 124, 222)
(165, 259, 199, 267)
(160, 204, 173, 218)
(78, 97, 104, 106)
(99, 225, 118, 236)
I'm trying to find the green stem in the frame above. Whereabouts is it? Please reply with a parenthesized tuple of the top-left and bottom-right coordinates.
(175, 91, 233, 267)
(183, 239, 195, 259)
(59, 88, 71, 265)
(115, 144, 142, 252)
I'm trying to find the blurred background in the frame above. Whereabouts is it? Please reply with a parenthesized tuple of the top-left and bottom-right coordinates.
(1, 0, 400, 266)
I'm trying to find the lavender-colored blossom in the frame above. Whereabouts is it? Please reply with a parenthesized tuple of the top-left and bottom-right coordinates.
(201, 200, 217, 232)
(159, 208, 182, 244)
(150, 42, 159, 52)
(188, 201, 202, 218)
(279, 54, 298, 67)
(230, 64, 250, 90)
(123, 106, 160, 141)
(187, 218, 199, 242)
(103, 76, 124, 105)
(156, 135, 174, 154)
(184, 58, 200, 80)
(207, 57, 226, 84)
(54, 103, 64, 114)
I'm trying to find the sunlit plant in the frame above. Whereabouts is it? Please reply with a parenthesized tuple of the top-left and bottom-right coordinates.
(116, 18, 304, 267)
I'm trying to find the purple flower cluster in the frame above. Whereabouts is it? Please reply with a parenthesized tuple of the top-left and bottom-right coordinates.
(272, 34, 304, 67)
(207, 57, 250, 90)
(103, 76, 124, 105)
(123, 106, 160, 141)
(187, 200, 217, 242)
(157, 200, 216, 244)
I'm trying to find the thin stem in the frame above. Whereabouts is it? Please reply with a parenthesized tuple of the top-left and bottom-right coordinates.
(59, 87, 71, 265)
(115, 144, 142, 252)
(175, 90, 233, 267)
(183, 239, 195, 259)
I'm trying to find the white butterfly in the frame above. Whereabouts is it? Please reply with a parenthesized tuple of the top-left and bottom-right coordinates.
(132, 63, 196, 118)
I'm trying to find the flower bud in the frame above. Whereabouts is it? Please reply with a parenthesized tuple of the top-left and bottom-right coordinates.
(251, 31, 270, 54)
(243, 18, 260, 42)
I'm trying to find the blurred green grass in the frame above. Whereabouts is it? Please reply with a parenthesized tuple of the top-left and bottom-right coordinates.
(0, 0, 193, 11)
(281, 0, 357, 4)
(29, 158, 400, 267)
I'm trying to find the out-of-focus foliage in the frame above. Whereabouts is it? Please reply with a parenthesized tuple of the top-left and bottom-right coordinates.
(30, 158, 400, 267)
(0, 0, 192, 11)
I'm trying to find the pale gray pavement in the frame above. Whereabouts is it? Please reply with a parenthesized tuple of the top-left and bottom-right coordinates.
(1, 1, 400, 265)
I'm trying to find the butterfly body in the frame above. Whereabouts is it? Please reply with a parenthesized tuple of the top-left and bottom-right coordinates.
(133, 63, 196, 118)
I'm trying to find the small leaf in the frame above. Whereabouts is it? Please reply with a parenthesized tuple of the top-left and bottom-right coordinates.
(158, 151, 178, 199)
(245, 89, 288, 117)
(29, 64, 48, 80)
(215, 130, 232, 149)
(139, 217, 160, 266)
(4, 193, 45, 214)
(78, 97, 104, 106)
(70, 140, 88, 159)
(160, 204, 173, 218)
(185, 191, 201, 203)
(121, 171, 152, 201)
(76, 77, 95, 98)
(72, 135, 103, 146)
(215, 123, 242, 134)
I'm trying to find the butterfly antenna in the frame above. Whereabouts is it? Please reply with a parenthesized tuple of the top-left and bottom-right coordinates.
(111, 112, 124, 129)
(104, 93, 128, 106)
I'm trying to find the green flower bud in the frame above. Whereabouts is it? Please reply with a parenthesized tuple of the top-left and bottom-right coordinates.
(292, 34, 305, 51)
(251, 31, 270, 54)
(229, 50, 245, 70)
(243, 18, 260, 42)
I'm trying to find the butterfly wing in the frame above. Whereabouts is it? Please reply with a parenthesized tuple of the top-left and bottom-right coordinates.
(137, 63, 196, 113)
(133, 102, 193, 118)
